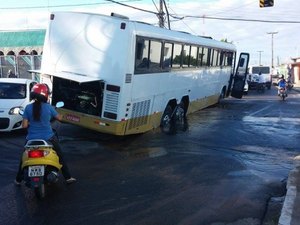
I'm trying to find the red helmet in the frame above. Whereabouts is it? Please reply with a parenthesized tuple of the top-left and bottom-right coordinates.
(30, 83, 50, 102)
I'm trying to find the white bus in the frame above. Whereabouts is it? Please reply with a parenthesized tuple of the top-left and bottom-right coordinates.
(35, 11, 249, 135)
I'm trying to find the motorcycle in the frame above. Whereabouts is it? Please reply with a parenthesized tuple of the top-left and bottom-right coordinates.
(278, 87, 287, 101)
(20, 102, 64, 198)
(21, 139, 62, 198)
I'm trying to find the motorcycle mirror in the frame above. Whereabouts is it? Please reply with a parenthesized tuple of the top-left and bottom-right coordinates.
(55, 101, 64, 108)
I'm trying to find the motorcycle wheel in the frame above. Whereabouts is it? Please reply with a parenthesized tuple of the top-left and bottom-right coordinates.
(34, 184, 45, 199)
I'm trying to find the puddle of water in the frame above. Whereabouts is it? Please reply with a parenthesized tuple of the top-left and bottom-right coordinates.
(125, 147, 167, 158)
(232, 145, 294, 181)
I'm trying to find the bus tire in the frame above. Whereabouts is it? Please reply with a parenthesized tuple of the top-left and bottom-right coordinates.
(175, 102, 187, 130)
(218, 87, 226, 106)
(160, 105, 175, 134)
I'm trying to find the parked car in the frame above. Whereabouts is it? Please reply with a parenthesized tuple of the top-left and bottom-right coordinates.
(0, 78, 37, 132)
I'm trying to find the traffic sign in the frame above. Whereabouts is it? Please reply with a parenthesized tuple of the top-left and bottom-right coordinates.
(259, 0, 274, 7)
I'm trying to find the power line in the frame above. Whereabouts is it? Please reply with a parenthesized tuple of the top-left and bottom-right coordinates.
(0, 0, 140, 10)
(104, 0, 158, 15)
(170, 14, 300, 24)
(168, 6, 197, 34)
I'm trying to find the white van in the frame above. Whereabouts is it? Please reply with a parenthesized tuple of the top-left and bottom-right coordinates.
(248, 65, 272, 90)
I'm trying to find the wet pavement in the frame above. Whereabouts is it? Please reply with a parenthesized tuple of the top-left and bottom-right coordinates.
(0, 85, 300, 225)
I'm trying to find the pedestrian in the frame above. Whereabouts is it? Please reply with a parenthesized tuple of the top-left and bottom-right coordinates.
(15, 83, 76, 185)
(7, 69, 17, 78)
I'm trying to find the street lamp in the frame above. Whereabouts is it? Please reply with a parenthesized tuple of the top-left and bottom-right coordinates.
(267, 31, 278, 68)
(257, 51, 263, 66)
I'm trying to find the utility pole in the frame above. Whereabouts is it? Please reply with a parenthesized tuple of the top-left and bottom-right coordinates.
(257, 50, 263, 66)
(158, 0, 165, 28)
(267, 31, 278, 68)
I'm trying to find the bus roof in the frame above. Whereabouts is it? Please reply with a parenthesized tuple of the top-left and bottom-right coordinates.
(132, 20, 236, 51)
(40, 11, 237, 83)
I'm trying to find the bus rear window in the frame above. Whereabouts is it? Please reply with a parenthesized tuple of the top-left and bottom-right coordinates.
(252, 66, 270, 74)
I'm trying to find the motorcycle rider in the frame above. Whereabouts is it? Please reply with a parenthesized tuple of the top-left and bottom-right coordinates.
(277, 75, 287, 96)
(15, 83, 76, 185)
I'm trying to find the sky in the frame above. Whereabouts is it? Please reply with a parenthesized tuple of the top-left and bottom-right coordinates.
(0, 0, 299, 67)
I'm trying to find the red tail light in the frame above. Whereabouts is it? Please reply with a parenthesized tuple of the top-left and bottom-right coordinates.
(28, 150, 44, 158)
(33, 177, 40, 182)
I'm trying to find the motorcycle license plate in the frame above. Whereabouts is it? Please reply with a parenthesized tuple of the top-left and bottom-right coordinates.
(28, 166, 45, 177)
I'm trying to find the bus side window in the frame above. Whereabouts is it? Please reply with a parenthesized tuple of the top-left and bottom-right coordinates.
(214, 50, 220, 67)
(202, 47, 209, 67)
(172, 43, 182, 68)
(190, 46, 198, 67)
(182, 45, 190, 68)
(227, 52, 233, 65)
(135, 38, 150, 74)
(198, 47, 204, 66)
(220, 51, 225, 66)
(162, 42, 173, 70)
(149, 40, 162, 73)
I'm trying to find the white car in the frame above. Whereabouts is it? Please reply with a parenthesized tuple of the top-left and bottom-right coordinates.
(0, 78, 37, 132)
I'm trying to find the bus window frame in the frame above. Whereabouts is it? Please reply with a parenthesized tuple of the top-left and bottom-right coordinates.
(134, 35, 235, 75)
(189, 45, 198, 68)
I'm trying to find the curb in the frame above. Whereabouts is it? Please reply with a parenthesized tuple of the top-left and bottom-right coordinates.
(278, 167, 298, 225)
(278, 156, 300, 225)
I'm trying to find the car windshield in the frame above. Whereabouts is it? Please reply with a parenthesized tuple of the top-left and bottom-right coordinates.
(0, 82, 26, 99)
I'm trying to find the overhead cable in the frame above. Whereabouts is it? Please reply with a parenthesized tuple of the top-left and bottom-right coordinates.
(0, 0, 140, 10)
(170, 14, 300, 24)
(105, 0, 158, 15)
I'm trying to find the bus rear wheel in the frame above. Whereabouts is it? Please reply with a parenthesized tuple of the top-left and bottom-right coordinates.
(175, 102, 186, 130)
(160, 105, 174, 134)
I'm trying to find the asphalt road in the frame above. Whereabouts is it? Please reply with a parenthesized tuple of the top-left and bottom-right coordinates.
(1, 86, 300, 225)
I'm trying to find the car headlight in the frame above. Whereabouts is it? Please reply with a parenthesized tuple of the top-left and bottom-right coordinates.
(9, 106, 24, 115)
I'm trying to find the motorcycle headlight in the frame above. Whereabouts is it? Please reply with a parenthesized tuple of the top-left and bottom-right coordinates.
(9, 106, 23, 115)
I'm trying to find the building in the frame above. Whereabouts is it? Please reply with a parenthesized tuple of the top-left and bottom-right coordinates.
(0, 29, 45, 79)
(291, 57, 300, 84)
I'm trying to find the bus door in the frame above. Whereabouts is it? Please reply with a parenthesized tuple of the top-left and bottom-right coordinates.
(231, 52, 250, 99)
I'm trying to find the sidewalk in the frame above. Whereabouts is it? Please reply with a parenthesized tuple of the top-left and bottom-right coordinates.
(279, 158, 300, 225)
(278, 84, 300, 225)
